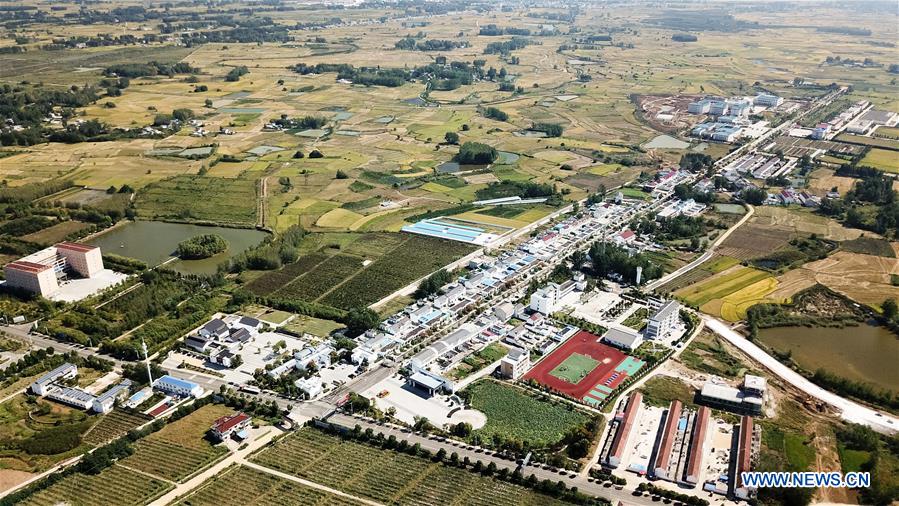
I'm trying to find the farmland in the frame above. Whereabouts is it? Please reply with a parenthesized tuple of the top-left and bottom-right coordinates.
(858, 148, 899, 173)
(674, 265, 784, 321)
(119, 404, 231, 482)
(135, 175, 258, 226)
(20, 464, 172, 506)
(245, 233, 474, 309)
(251, 427, 574, 506)
(464, 380, 589, 448)
(82, 410, 153, 446)
(175, 465, 366, 506)
(448, 342, 509, 380)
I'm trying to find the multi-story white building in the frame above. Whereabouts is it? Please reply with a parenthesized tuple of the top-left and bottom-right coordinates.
(644, 300, 680, 340)
(3, 242, 105, 297)
(499, 347, 530, 379)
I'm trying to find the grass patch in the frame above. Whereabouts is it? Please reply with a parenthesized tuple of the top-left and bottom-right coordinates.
(679, 330, 749, 378)
(448, 342, 508, 380)
(639, 376, 696, 408)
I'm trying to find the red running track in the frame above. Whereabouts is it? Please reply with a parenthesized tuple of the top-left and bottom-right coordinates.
(524, 330, 628, 399)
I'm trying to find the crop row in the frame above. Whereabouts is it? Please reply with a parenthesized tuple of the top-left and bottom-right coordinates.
(244, 251, 330, 296)
(276, 253, 363, 301)
(322, 235, 474, 309)
(82, 411, 152, 446)
(123, 438, 227, 482)
(177, 465, 365, 506)
(22, 464, 171, 506)
(251, 428, 572, 506)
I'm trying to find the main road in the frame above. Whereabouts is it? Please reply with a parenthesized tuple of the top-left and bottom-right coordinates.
(704, 316, 898, 435)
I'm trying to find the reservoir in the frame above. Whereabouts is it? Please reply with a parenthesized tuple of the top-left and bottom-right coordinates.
(87, 221, 269, 275)
(756, 323, 899, 392)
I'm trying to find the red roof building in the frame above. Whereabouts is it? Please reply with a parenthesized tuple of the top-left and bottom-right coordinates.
(684, 406, 710, 484)
(605, 391, 642, 468)
(210, 412, 251, 441)
(652, 400, 682, 480)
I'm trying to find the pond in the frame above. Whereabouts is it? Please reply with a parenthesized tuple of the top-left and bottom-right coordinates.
(644, 135, 690, 150)
(496, 151, 519, 164)
(87, 221, 269, 275)
(756, 323, 899, 392)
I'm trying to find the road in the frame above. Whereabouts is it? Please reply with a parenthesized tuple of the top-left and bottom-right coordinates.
(645, 204, 755, 291)
(325, 412, 661, 506)
(704, 316, 898, 435)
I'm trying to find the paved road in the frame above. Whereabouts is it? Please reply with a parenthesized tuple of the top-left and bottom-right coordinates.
(704, 316, 898, 435)
(645, 204, 755, 291)
(326, 412, 661, 506)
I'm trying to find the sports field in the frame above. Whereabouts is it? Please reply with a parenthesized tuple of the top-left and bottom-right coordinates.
(523, 330, 644, 406)
(549, 353, 599, 384)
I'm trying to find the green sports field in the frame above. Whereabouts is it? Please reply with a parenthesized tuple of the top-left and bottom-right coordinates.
(549, 353, 599, 384)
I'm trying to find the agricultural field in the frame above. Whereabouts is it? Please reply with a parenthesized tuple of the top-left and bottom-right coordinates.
(251, 427, 573, 506)
(20, 464, 172, 506)
(82, 410, 153, 447)
(175, 465, 366, 506)
(791, 251, 899, 308)
(245, 233, 474, 310)
(119, 404, 231, 482)
(678, 329, 752, 379)
(674, 265, 785, 321)
(135, 175, 258, 226)
(464, 380, 589, 448)
(858, 148, 899, 173)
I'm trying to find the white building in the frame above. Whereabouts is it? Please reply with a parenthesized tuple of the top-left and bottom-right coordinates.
(294, 343, 333, 372)
(4, 242, 105, 297)
(294, 377, 323, 399)
(644, 300, 680, 340)
(753, 93, 783, 107)
(30, 363, 78, 396)
(602, 327, 643, 351)
(499, 347, 530, 379)
(154, 375, 203, 398)
(91, 380, 133, 414)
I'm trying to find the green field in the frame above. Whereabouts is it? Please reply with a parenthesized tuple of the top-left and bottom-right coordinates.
(449, 342, 509, 380)
(549, 353, 599, 384)
(251, 427, 574, 506)
(858, 148, 899, 173)
(465, 380, 589, 448)
(674, 266, 773, 307)
(135, 175, 258, 225)
(82, 410, 153, 446)
(245, 233, 474, 310)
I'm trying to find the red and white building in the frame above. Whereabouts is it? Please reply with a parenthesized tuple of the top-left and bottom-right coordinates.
(209, 412, 251, 441)
(3, 242, 105, 297)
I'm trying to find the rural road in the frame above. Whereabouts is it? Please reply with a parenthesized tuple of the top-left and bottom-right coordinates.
(703, 316, 898, 435)
(645, 204, 755, 291)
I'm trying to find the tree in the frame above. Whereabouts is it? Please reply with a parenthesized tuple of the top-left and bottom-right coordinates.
(883, 298, 898, 320)
(444, 131, 459, 144)
(345, 307, 379, 336)
(742, 187, 767, 206)
(454, 141, 498, 164)
(309, 149, 324, 158)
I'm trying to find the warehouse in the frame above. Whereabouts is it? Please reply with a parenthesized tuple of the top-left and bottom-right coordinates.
(683, 406, 710, 485)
